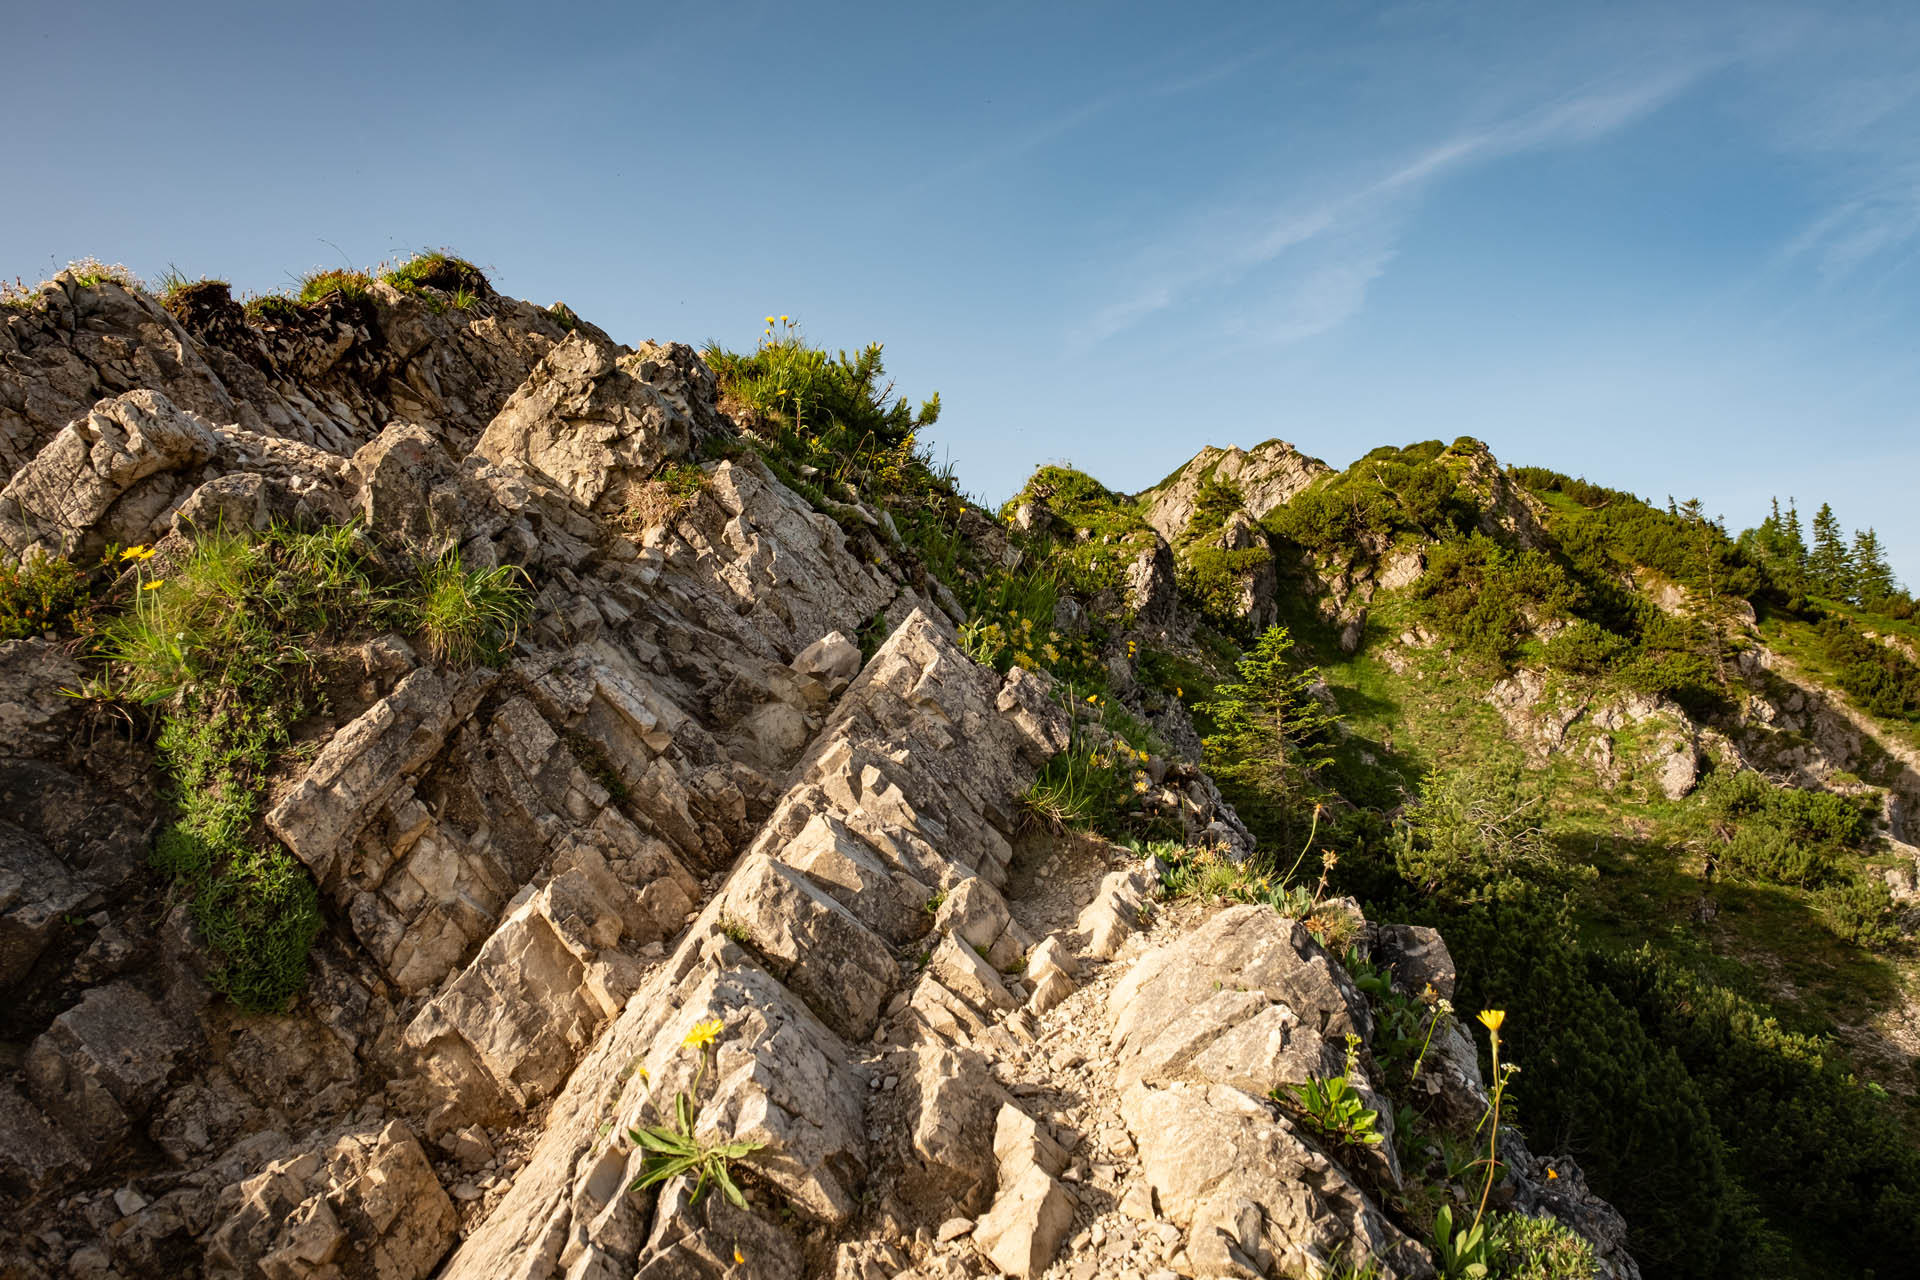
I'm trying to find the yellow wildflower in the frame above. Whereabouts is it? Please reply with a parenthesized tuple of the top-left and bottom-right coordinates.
(142, 580, 164, 591)
(1175, 687, 1183, 698)
(764, 315, 775, 325)
(1086, 694, 1098, 704)
(779, 315, 788, 324)
(683, 1017, 724, 1050)
(118, 544, 156, 561)
(1546, 1167, 1559, 1181)
(734, 1246, 746, 1263)
(1477, 1009, 1505, 1033)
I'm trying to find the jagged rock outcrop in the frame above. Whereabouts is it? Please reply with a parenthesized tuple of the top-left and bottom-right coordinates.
(0, 270, 1638, 1280)
(1140, 441, 1332, 543)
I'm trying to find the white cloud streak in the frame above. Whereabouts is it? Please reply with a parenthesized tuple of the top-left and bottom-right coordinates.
(1079, 63, 1712, 350)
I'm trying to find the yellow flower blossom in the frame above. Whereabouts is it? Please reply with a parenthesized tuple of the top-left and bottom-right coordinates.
(119, 544, 157, 562)
(683, 1017, 724, 1050)
(1546, 1167, 1559, 1181)
(764, 316, 776, 325)
(1477, 1009, 1505, 1033)
(734, 1246, 746, 1263)
(1086, 694, 1099, 704)
(142, 580, 164, 591)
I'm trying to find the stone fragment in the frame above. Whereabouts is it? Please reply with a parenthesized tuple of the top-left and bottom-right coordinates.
(203, 1119, 456, 1280)
(793, 629, 863, 686)
(973, 1103, 1076, 1278)
(1077, 866, 1158, 960)
(896, 1032, 1007, 1213)
(0, 818, 89, 990)
(475, 332, 694, 514)
(0, 1080, 87, 1198)
(25, 983, 190, 1156)
(267, 667, 495, 888)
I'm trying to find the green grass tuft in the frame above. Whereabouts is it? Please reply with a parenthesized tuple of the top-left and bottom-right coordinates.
(296, 268, 374, 306)
(406, 551, 531, 667)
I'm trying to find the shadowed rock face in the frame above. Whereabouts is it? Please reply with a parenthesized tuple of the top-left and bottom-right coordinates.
(0, 273, 1635, 1280)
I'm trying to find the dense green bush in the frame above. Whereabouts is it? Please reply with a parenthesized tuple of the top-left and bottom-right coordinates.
(1698, 769, 1867, 893)
(1265, 442, 1472, 556)
(1409, 535, 1581, 668)
(1597, 949, 1920, 1277)
(1818, 616, 1920, 720)
(706, 324, 940, 454)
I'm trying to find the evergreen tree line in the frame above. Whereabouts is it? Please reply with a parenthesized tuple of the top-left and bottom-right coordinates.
(1737, 497, 1907, 615)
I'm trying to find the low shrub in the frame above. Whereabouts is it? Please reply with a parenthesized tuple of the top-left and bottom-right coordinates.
(0, 551, 101, 640)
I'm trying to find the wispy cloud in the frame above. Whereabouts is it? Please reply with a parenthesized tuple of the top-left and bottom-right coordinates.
(1782, 177, 1920, 284)
(1079, 63, 1711, 350)
(904, 43, 1279, 198)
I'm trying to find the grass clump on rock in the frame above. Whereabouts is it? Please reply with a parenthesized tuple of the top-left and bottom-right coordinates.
(99, 522, 529, 1011)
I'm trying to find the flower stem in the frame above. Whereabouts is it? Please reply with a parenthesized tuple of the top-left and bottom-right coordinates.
(1472, 1029, 1503, 1231)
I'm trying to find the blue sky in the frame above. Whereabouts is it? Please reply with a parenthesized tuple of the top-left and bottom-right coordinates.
(8, 1, 1920, 576)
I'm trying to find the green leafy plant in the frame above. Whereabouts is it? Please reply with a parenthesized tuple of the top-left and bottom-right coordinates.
(1470, 1010, 1517, 1228)
(1484, 1212, 1598, 1280)
(1430, 1204, 1492, 1279)
(381, 250, 488, 296)
(1279, 1039, 1385, 1150)
(94, 522, 533, 1010)
(629, 1019, 764, 1208)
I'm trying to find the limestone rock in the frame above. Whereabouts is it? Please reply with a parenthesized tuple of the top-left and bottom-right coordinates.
(0, 389, 217, 559)
(475, 331, 695, 515)
(972, 1103, 1076, 1278)
(25, 982, 192, 1156)
(896, 1032, 1008, 1214)
(1139, 441, 1333, 543)
(1109, 906, 1366, 1091)
(0, 1079, 87, 1198)
(266, 666, 496, 889)
(792, 629, 863, 690)
(203, 1118, 456, 1280)
(0, 817, 90, 990)
(1076, 865, 1158, 960)
(1121, 1081, 1429, 1279)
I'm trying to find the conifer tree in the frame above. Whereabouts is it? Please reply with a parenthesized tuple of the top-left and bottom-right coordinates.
(1809, 502, 1855, 600)
(1853, 528, 1896, 608)
(1741, 496, 1811, 596)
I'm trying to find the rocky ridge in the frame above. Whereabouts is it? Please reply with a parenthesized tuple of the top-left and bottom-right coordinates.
(0, 265, 1636, 1278)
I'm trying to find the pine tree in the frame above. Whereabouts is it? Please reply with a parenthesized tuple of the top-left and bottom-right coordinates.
(1853, 528, 1896, 608)
(1740, 496, 1811, 597)
(1808, 502, 1855, 600)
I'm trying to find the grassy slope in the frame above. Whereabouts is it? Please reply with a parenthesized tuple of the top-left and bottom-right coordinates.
(1287, 567, 1920, 1108)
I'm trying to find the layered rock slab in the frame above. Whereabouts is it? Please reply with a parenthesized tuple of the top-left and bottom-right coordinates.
(438, 610, 1067, 1280)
